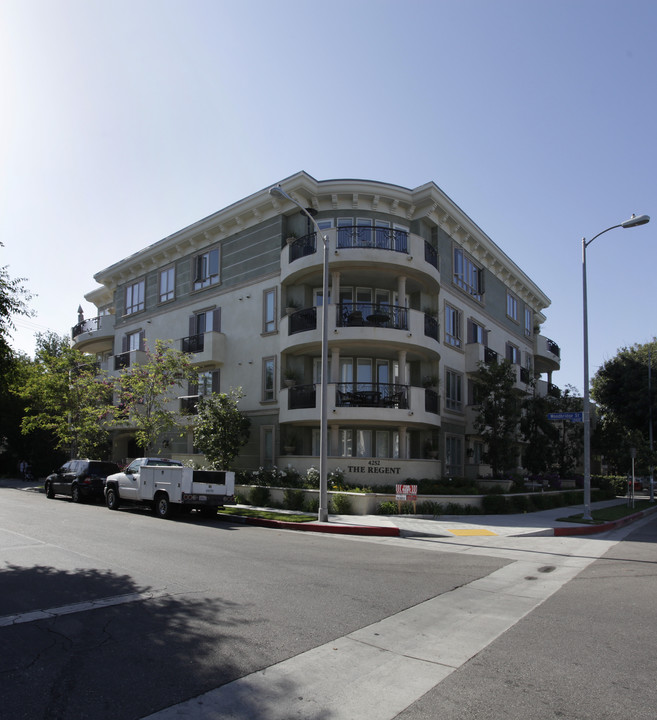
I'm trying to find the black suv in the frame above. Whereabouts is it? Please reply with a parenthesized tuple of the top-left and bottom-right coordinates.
(45, 460, 121, 503)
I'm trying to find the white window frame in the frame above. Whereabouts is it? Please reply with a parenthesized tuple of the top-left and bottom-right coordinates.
(262, 356, 276, 402)
(453, 247, 483, 301)
(507, 292, 519, 322)
(525, 307, 532, 337)
(445, 369, 463, 411)
(159, 266, 175, 303)
(125, 279, 145, 315)
(263, 288, 277, 334)
(194, 247, 220, 290)
(445, 303, 462, 348)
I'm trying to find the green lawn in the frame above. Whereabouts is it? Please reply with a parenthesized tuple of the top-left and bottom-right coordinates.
(558, 499, 655, 524)
(218, 507, 316, 523)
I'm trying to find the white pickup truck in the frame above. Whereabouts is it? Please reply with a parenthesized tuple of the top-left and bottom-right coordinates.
(104, 457, 235, 519)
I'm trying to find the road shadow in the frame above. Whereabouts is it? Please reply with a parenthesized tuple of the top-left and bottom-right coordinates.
(0, 563, 277, 720)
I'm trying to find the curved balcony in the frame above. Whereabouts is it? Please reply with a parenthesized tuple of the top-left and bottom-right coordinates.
(281, 228, 440, 288)
(279, 383, 441, 427)
(71, 314, 115, 354)
(282, 305, 441, 359)
(534, 334, 561, 374)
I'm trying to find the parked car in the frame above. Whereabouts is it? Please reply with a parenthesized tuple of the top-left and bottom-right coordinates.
(45, 460, 121, 503)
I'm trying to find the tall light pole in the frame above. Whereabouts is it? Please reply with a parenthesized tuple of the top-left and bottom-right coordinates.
(582, 214, 650, 520)
(270, 185, 330, 522)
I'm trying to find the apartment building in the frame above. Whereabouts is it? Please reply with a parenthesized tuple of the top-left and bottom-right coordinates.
(72, 171, 561, 483)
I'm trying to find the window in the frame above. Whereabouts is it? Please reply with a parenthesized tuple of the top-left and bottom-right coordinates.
(194, 248, 220, 290)
(453, 248, 483, 300)
(125, 330, 143, 352)
(262, 356, 276, 402)
(198, 370, 219, 396)
(506, 343, 521, 365)
(445, 370, 463, 411)
(125, 280, 145, 315)
(261, 426, 274, 469)
(467, 319, 486, 345)
(263, 288, 277, 333)
(525, 307, 532, 337)
(506, 292, 518, 321)
(444, 435, 463, 476)
(159, 267, 175, 303)
(445, 303, 462, 348)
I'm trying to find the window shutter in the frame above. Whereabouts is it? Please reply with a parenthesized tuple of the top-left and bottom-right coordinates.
(122, 335, 129, 353)
(212, 308, 221, 332)
(212, 370, 220, 394)
(189, 315, 195, 337)
(139, 330, 146, 351)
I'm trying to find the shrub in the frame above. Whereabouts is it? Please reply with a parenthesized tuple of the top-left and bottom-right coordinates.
(305, 496, 319, 513)
(444, 502, 467, 514)
(249, 486, 271, 507)
(283, 488, 306, 511)
(332, 493, 353, 515)
(508, 494, 529, 513)
(417, 500, 442, 516)
(377, 501, 398, 515)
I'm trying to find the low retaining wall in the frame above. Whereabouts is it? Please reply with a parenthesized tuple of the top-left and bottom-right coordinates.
(237, 485, 581, 515)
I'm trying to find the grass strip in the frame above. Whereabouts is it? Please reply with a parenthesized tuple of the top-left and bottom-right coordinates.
(218, 507, 316, 523)
(558, 499, 654, 525)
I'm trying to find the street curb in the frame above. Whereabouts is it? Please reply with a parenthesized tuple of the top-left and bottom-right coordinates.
(217, 514, 400, 536)
(554, 504, 657, 536)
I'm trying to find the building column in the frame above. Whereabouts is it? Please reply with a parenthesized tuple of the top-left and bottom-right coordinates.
(399, 426, 407, 459)
(397, 350, 407, 386)
(397, 275, 407, 307)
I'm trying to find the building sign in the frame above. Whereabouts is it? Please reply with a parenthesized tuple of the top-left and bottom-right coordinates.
(346, 460, 402, 475)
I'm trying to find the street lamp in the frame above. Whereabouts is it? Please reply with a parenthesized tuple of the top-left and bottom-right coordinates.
(582, 213, 650, 520)
(270, 185, 330, 522)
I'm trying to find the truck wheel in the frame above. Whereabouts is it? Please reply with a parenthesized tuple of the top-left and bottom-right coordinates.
(45, 481, 55, 499)
(154, 493, 173, 519)
(71, 485, 81, 503)
(106, 487, 120, 510)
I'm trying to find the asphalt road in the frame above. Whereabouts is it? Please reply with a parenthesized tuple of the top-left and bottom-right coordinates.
(397, 515, 657, 720)
(0, 486, 506, 720)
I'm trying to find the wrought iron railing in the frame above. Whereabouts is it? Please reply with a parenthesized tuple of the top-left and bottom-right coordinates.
(336, 226, 409, 252)
(424, 388, 439, 414)
(424, 241, 438, 269)
(424, 314, 438, 340)
(289, 307, 317, 335)
(72, 315, 105, 339)
(546, 338, 561, 358)
(289, 384, 317, 410)
(336, 382, 408, 409)
(181, 333, 205, 353)
(288, 234, 317, 262)
(484, 347, 498, 364)
(114, 352, 131, 370)
(336, 303, 408, 329)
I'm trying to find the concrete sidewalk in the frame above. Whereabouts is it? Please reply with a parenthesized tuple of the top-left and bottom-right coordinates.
(229, 497, 657, 538)
(4, 477, 655, 538)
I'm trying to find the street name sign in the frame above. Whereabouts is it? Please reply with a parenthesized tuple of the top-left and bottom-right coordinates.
(547, 412, 583, 422)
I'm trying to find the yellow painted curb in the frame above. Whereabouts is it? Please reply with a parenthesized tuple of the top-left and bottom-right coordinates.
(447, 528, 498, 536)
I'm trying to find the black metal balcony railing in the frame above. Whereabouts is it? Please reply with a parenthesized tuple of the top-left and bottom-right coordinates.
(424, 241, 438, 269)
(546, 338, 561, 358)
(548, 383, 561, 398)
(424, 314, 438, 340)
(72, 316, 103, 339)
(337, 303, 408, 330)
(520, 367, 531, 384)
(289, 307, 317, 335)
(336, 383, 409, 409)
(182, 333, 205, 353)
(289, 384, 317, 410)
(114, 352, 131, 370)
(484, 346, 498, 364)
(336, 226, 409, 253)
(288, 234, 317, 262)
(424, 388, 439, 414)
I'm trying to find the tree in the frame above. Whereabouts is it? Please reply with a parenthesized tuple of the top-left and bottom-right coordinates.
(520, 383, 559, 475)
(0, 248, 34, 386)
(591, 339, 657, 436)
(473, 360, 521, 477)
(115, 339, 197, 454)
(18, 332, 116, 459)
(193, 389, 251, 469)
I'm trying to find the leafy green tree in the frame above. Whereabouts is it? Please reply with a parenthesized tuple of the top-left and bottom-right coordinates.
(115, 339, 197, 454)
(18, 332, 116, 459)
(551, 386, 584, 477)
(591, 339, 657, 436)
(520, 383, 559, 475)
(0, 247, 34, 387)
(193, 388, 251, 469)
(473, 360, 521, 477)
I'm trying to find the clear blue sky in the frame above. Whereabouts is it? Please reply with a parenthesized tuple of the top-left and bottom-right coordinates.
(1, 0, 654, 393)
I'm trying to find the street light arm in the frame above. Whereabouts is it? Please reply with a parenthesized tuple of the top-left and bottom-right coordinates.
(584, 214, 650, 248)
